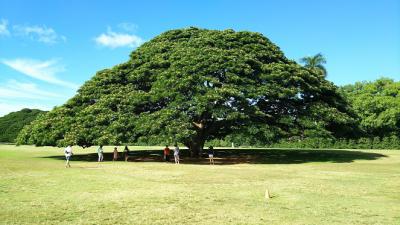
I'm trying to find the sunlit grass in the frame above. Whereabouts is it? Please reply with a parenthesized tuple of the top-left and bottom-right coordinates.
(0, 145, 399, 224)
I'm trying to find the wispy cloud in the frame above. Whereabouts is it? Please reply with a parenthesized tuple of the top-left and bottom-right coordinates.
(94, 27, 144, 49)
(13, 24, 66, 44)
(0, 80, 61, 99)
(2, 58, 77, 89)
(0, 19, 10, 36)
(118, 22, 138, 32)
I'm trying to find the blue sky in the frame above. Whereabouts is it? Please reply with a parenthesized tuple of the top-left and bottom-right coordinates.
(0, 0, 399, 116)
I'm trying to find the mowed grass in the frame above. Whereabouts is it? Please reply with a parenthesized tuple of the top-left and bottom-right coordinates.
(0, 145, 399, 225)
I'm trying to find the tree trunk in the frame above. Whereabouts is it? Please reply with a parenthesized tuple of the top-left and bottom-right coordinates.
(187, 120, 208, 157)
(187, 135, 206, 158)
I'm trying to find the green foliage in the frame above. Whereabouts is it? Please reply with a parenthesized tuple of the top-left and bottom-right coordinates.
(266, 136, 400, 150)
(340, 78, 400, 137)
(17, 28, 354, 154)
(0, 108, 45, 143)
(257, 78, 400, 150)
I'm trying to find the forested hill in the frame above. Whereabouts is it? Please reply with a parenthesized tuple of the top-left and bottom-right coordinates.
(0, 109, 46, 143)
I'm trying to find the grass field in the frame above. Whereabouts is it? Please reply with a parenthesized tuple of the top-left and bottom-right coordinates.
(0, 145, 399, 225)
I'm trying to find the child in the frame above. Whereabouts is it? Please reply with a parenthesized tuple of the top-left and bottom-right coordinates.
(208, 146, 214, 165)
(113, 147, 119, 161)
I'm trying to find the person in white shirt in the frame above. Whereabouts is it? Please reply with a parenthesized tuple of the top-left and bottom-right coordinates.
(97, 145, 104, 162)
(64, 145, 73, 168)
(173, 144, 180, 164)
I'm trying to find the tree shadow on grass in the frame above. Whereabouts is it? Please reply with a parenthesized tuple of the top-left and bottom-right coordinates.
(40, 148, 387, 165)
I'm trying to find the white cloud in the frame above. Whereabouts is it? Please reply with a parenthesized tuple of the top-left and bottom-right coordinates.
(13, 25, 66, 44)
(95, 27, 144, 48)
(0, 80, 61, 99)
(0, 19, 10, 36)
(2, 58, 78, 89)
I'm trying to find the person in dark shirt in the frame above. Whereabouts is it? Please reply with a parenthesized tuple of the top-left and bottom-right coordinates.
(208, 146, 214, 165)
(123, 145, 130, 162)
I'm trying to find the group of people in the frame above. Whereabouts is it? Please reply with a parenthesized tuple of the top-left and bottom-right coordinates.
(163, 144, 181, 164)
(163, 145, 214, 165)
(63, 144, 216, 167)
(96, 145, 131, 162)
(64, 145, 130, 167)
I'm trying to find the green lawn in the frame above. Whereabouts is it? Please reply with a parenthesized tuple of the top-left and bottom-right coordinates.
(0, 145, 399, 225)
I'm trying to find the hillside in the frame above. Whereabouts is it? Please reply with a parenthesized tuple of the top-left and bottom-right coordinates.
(0, 109, 46, 143)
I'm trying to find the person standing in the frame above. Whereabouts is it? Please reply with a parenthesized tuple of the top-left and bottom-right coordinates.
(208, 146, 214, 165)
(113, 147, 119, 161)
(97, 145, 104, 162)
(64, 145, 73, 168)
(163, 145, 170, 162)
(123, 145, 130, 162)
(173, 144, 180, 164)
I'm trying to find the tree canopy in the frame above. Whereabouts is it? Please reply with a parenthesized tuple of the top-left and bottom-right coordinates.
(340, 78, 400, 137)
(16, 28, 354, 155)
(0, 108, 45, 143)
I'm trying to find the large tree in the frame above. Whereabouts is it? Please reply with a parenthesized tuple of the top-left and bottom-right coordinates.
(17, 28, 354, 156)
